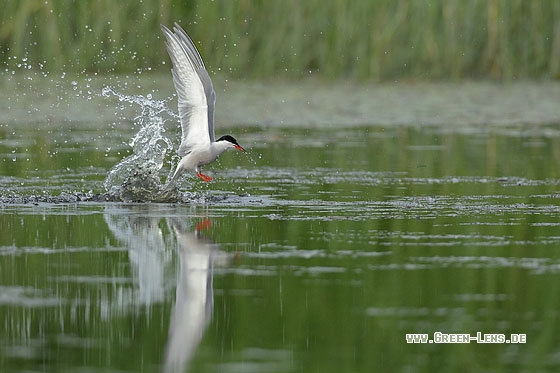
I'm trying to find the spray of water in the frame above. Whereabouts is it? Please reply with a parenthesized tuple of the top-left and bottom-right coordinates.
(101, 87, 178, 202)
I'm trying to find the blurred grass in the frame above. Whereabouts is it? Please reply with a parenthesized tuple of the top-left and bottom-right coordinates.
(1, 0, 560, 80)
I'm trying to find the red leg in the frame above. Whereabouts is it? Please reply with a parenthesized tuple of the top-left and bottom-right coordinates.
(195, 219, 212, 232)
(196, 171, 212, 182)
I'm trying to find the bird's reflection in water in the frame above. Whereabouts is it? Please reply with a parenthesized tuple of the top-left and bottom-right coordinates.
(164, 218, 224, 373)
(104, 206, 227, 373)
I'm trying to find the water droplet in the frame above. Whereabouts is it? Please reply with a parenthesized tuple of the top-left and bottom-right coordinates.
(101, 86, 113, 97)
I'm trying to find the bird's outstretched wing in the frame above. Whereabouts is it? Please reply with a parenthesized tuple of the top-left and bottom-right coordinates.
(161, 23, 216, 157)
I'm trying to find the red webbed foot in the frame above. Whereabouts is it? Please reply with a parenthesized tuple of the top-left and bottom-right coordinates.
(196, 171, 212, 182)
(195, 219, 212, 232)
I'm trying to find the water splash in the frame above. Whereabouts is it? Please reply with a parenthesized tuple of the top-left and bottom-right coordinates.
(245, 149, 261, 165)
(102, 87, 177, 202)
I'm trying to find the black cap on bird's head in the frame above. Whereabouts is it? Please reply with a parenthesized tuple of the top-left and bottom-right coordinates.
(217, 135, 246, 152)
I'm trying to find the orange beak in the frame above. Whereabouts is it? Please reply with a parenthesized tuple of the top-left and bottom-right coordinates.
(234, 144, 246, 153)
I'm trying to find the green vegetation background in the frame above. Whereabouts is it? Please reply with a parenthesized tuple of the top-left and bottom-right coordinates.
(1, 0, 560, 80)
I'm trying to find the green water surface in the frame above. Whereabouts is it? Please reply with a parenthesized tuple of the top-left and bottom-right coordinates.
(2, 78, 560, 372)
